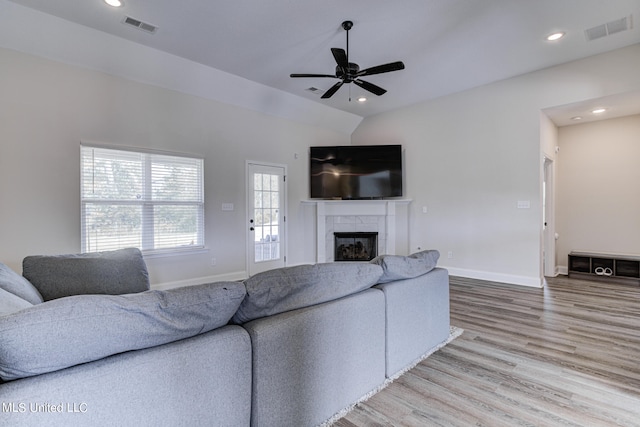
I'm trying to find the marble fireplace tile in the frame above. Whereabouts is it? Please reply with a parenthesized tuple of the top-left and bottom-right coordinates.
(355, 223, 381, 233)
(333, 215, 356, 224)
(356, 216, 380, 224)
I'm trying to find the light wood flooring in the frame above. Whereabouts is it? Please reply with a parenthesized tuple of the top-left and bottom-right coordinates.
(334, 275, 640, 426)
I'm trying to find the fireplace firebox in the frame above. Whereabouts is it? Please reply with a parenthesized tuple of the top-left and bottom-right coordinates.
(334, 232, 378, 262)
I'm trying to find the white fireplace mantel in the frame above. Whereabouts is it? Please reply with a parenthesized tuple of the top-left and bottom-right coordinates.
(301, 199, 412, 263)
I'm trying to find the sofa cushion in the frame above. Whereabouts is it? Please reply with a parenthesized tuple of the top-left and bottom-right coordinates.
(22, 248, 150, 301)
(371, 249, 440, 284)
(232, 262, 383, 324)
(0, 262, 43, 305)
(0, 288, 33, 317)
(0, 280, 246, 381)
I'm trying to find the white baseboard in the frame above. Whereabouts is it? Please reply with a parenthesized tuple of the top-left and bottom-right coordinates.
(556, 265, 568, 276)
(151, 261, 314, 290)
(151, 270, 247, 290)
(151, 264, 553, 290)
(442, 266, 543, 288)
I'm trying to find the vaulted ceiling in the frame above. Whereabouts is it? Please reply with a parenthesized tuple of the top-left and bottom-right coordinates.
(7, 0, 640, 122)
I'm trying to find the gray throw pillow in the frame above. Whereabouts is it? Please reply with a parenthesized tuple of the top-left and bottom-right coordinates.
(0, 288, 33, 317)
(232, 262, 383, 324)
(0, 280, 246, 381)
(370, 249, 440, 284)
(0, 262, 43, 305)
(22, 248, 150, 301)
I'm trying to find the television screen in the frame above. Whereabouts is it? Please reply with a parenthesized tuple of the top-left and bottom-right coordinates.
(310, 145, 403, 199)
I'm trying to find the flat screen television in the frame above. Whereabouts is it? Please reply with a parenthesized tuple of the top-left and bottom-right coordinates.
(310, 145, 403, 199)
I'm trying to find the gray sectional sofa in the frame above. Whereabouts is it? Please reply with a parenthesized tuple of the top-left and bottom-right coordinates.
(0, 248, 450, 427)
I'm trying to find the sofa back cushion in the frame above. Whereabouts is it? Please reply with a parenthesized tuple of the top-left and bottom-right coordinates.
(371, 249, 440, 284)
(23, 248, 150, 301)
(0, 280, 246, 381)
(0, 262, 43, 305)
(232, 262, 383, 324)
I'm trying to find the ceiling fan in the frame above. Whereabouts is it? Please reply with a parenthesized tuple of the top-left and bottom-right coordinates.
(290, 20, 405, 99)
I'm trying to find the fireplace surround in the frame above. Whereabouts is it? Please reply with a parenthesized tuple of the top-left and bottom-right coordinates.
(302, 199, 411, 262)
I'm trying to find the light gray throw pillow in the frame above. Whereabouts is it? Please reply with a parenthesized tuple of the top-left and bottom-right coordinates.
(232, 262, 383, 324)
(22, 248, 150, 301)
(0, 262, 43, 304)
(0, 280, 245, 381)
(371, 249, 440, 283)
(0, 288, 33, 317)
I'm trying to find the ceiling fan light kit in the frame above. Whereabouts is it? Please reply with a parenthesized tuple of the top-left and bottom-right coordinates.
(290, 20, 405, 100)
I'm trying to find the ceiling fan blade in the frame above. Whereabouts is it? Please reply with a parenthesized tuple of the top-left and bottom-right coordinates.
(321, 81, 344, 99)
(331, 48, 348, 72)
(353, 79, 387, 96)
(290, 73, 337, 78)
(357, 61, 405, 77)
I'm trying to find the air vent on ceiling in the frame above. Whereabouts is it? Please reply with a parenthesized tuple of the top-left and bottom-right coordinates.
(585, 15, 632, 41)
(306, 87, 325, 95)
(123, 16, 157, 34)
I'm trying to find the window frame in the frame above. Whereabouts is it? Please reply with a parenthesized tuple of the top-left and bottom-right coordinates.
(80, 144, 205, 255)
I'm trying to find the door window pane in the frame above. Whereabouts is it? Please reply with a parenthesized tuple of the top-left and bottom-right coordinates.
(253, 172, 281, 262)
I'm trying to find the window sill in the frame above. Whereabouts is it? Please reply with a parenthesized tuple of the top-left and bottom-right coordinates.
(142, 247, 208, 259)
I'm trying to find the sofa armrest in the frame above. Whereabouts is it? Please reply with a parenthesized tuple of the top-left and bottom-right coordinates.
(375, 267, 450, 378)
(0, 281, 246, 381)
(243, 288, 386, 427)
(0, 326, 252, 427)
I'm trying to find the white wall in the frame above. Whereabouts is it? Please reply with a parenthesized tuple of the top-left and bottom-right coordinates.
(0, 48, 350, 284)
(556, 114, 640, 266)
(352, 44, 640, 286)
(0, 1, 362, 136)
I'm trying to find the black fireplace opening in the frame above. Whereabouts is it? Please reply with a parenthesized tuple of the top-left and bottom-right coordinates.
(334, 232, 378, 262)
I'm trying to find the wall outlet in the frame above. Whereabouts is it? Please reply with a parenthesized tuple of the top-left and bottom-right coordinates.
(210, 258, 217, 266)
(447, 251, 453, 259)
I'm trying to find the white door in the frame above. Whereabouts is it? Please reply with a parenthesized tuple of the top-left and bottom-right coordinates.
(247, 162, 286, 276)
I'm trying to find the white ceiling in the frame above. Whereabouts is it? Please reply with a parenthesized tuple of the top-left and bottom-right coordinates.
(7, 0, 640, 122)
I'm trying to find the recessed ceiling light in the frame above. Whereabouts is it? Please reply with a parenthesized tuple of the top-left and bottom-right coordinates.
(571, 116, 583, 121)
(591, 108, 606, 114)
(546, 32, 565, 41)
(357, 97, 367, 102)
(104, 0, 123, 7)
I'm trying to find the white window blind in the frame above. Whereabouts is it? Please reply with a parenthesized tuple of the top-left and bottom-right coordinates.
(81, 145, 204, 253)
